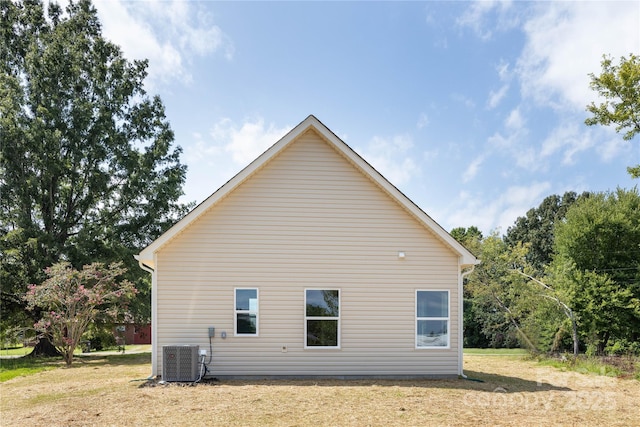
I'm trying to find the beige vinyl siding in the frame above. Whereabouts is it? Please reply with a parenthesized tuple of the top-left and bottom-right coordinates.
(155, 129, 460, 377)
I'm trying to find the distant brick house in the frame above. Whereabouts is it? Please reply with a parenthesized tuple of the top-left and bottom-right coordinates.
(113, 324, 151, 345)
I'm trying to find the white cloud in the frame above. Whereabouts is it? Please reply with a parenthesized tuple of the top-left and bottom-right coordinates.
(488, 128, 539, 171)
(94, 0, 232, 85)
(487, 131, 511, 150)
(444, 181, 552, 233)
(596, 137, 631, 162)
(460, 2, 639, 111)
(495, 182, 551, 230)
(452, 93, 476, 109)
(516, 2, 640, 111)
(417, 113, 430, 129)
(540, 123, 594, 165)
(488, 108, 527, 149)
(505, 108, 524, 130)
(487, 84, 509, 109)
(423, 148, 439, 162)
(496, 60, 510, 81)
(424, 4, 436, 26)
(463, 155, 485, 183)
(486, 107, 543, 171)
(209, 118, 293, 166)
(596, 135, 630, 162)
(460, 1, 639, 174)
(487, 60, 512, 109)
(183, 132, 222, 165)
(357, 135, 417, 186)
(180, 117, 292, 204)
(457, 0, 518, 40)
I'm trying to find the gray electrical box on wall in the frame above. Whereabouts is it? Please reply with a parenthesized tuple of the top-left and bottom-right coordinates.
(208, 327, 215, 338)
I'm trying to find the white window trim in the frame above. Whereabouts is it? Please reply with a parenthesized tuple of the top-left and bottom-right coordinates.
(415, 289, 450, 349)
(234, 288, 259, 337)
(304, 288, 341, 349)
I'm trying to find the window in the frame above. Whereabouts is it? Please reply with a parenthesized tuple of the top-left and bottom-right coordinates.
(305, 289, 340, 348)
(235, 288, 258, 336)
(416, 290, 449, 348)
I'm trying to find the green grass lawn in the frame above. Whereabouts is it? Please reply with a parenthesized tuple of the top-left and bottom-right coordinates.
(0, 357, 59, 382)
(1, 344, 151, 357)
(0, 345, 33, 357)
(1, 344, 152, 382)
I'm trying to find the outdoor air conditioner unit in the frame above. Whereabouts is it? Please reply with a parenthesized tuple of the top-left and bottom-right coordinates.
(162, 345, 199, 382)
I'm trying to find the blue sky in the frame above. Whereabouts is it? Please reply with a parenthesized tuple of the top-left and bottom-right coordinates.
(92, 0, 640, 234)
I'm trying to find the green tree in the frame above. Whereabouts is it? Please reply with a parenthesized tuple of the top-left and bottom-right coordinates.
(585, 54, 640, 178)
(459, 229, 574, 353)
(504, 192, 589, 273)
(551, 188, 640, 354)
(450, 226, 483, 248)
(1, 0, 189, 350)
(451, 227, 503, 348)
(460, 232, 534, 349)
(24, 262, 136, 365)
(512, 270, 579, 356)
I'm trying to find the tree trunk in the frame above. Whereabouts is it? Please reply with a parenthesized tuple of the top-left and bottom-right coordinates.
(596, 331, 610, 356)
(571, 316, 579, 356)
(27, 336, 61, 358)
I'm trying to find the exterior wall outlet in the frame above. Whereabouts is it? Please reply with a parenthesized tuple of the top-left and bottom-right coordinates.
(282, 346, 288, 353)
(199, 349, 207, 356)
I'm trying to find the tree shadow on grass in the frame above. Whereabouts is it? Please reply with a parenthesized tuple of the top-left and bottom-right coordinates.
(456, 370, 571, 393)
(71, 352, 151, 368)
(0, 356, 63, 370)
(1, 353, 150, 373)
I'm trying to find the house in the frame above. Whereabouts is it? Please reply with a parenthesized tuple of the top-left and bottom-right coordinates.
(112, 324, 152, 345)
(136, 115, 479, 379)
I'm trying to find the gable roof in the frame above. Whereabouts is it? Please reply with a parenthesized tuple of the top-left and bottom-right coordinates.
(136, 115, 479, 269)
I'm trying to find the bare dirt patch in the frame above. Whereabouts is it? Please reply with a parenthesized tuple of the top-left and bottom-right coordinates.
(1, 354, 638, 426)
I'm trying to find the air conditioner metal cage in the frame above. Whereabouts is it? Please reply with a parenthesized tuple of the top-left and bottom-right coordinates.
(162, 345, 199, 382)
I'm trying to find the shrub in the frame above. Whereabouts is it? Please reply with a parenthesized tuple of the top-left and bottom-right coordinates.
(83, 324, 117, 351)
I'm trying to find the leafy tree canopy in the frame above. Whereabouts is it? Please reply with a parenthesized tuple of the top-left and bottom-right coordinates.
(462, 229, 579, 353)
(462, 233, 537, 350)
(585, 54, 640, 177)
(551, 187, 640, 354)
(450, 226, 483, 249)
(504, 192, 589, 273)
(1, 0, 190, 328)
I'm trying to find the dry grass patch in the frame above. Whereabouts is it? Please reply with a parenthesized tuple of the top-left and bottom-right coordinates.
(1, 354, 638, 426)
